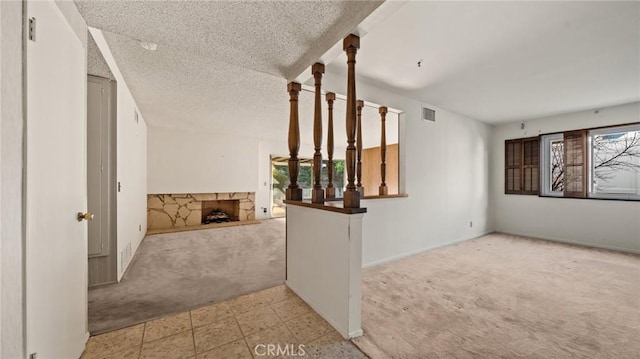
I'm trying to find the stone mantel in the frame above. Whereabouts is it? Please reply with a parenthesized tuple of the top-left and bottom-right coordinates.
(147, 192, 255, 231)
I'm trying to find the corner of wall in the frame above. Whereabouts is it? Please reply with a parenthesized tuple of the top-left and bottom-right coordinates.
(490, 102, 640, 252)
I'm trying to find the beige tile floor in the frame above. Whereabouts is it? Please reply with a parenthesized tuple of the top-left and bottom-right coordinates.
(81, 285, 366, 359)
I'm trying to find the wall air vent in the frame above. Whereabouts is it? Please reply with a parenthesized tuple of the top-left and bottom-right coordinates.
(422, 106, 435, 122)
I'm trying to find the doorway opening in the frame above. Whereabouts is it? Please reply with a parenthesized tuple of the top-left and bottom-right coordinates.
(87, 75, 118, 287)
(270, 156, 346, 217)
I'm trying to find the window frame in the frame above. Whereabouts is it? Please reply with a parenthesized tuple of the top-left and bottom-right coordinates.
(504, 137, 540, 195)
(563, 130, 589, 198)
(540, 133, 564, 197)
(588, 123, 640, 201)
(504, 139, 523, 195)
(536, 122, 640, 201)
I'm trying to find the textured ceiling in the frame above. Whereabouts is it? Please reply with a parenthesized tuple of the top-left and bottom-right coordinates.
(87, 31, 114, 80)
(76, 0, 382, 80)
(100, 29, 289, 139)
(77, 0, 388, 144)
(328, 1, 640, 123)
(98, 29, 396, 146)
(81, 0, 640, 134)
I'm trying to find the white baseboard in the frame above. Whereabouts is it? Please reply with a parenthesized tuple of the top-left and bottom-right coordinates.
(362, 231, 493, 269)
(497, 231, 640, 255)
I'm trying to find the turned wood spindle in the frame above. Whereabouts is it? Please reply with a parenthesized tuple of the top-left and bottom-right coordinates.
(356, 100, 364, 196)
(311, 63, 325, 204)
(378, 106, 388, 195)
(343, 34, 361, 208)
(326, 92, 336, 199)
(286, 82, 303, 201)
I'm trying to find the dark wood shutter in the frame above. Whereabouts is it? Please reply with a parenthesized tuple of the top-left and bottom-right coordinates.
(505, 140, 522, 194)
(563, 130, 588, 198)
(505, 137, 539, 195)
(522, 138, 540, 194)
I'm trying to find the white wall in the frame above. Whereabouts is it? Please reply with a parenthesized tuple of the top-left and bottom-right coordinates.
(144, 60, 490, 266)
(492, 102, 640, 253)
(286, 205, 363, 339)
(147, 126, 347, 220)
(322, 72, 493, 267)
(0, 1, 25, 357)
(148, 127, 283, 220)
(148, 127, 259, 194)
(115, 79, 148, 278)
(90, 29, 148, 279)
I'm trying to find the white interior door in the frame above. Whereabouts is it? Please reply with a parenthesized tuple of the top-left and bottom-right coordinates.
(26, 1, 88, 358)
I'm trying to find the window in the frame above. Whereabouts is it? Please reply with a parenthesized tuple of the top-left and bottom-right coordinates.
(589, 124, 640, 199)
(541, 134, 564, 197)
(505, 137, 539, 195)
(539, 123, 640, 200)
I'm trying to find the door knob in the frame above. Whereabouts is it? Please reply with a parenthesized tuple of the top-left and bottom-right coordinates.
(77, 212, 94, 222)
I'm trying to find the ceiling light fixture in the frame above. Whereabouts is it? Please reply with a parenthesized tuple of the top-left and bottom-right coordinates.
(139, 41, 157, 51)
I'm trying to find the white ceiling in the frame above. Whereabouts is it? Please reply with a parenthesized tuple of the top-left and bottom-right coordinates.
(87, 32, 114, 80)
(95, 28, 397, 147)
(327, 1, 640, 124)
(78, 0, 640, 136)
(76, 0, 382, 80)
(99, 29, 289, 138)
(76, 0, 387, 143)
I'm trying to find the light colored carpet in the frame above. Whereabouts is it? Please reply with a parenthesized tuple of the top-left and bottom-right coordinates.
(88, 219, 285, 335)
(353, 233, 640, 358)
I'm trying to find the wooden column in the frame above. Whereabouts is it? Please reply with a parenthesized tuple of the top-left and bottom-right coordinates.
(286, 82, 303, 201)
(343, 34, 360, 208)
(311, 63, 325, 204)
(325, 92, 336, 199)
(356, 100, 364, 196)
(378, 106, 388, 195)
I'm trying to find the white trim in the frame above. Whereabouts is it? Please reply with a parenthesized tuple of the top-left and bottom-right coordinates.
(540, 133, 564, 197)
(590, 123, 640, 136)
(362, 232, 492, 269)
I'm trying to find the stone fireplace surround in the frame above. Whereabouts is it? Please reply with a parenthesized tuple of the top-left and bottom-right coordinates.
(147, 192, 255, 231)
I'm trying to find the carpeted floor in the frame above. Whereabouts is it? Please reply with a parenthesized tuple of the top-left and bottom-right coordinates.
(353, 233, 640, 358)
(88, 219, 285, 334)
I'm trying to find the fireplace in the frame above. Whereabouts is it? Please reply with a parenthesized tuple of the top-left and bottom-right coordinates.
(147, 192, 255, 232)
(201, 200, 240, 224)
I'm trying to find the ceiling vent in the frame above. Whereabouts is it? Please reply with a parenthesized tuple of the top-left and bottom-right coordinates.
(422, 106, 435, 122)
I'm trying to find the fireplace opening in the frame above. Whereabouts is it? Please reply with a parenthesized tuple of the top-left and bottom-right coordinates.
(203, 209, 232, 224)
(201, 200, 240, 224)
